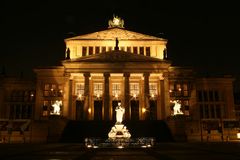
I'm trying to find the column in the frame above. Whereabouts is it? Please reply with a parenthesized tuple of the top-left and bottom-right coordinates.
(124, 73, 130, 120)
(160, 73, 170, 119)
(104, 73, 110, 120)
(68, 80, 73, 119)
(143, 73, 150, 120)
(83, 73, 90, 120)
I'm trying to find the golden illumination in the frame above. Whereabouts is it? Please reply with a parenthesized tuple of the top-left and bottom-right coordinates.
(151, 93, 155, 98)
(114, 94, 118, 98)
(169, 90, 172, 93)
(30, 93, 34, 97)
(237, 132, 240, 139)
(142, 108, 146, 113)
(88, 108, 91, 114)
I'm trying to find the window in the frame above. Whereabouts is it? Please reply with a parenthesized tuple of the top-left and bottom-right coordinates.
(102, 46, 106, 53)
(108, 46, 113, 52)
(183, 84, 189, 96)
(112, 83, 121, 97)
(82, 47, 87, 56)
(133, 47, 138, 54)
(75, 83, 84, 96)
(42, 100, 62, 116)
(95, 46, 100, 54)
(139, 47, 144, 55)
(197, 91, 203, 102)
(127, 46, 131, 52)
(146, 47, 150, 56)
(149, 83, 157, 97)
(9, 104, 33, 119)
(89, 47, 93, 55)
(43, 84, 63, 97)
(130, 83, 139, 97)
(94, 83, 103, 98)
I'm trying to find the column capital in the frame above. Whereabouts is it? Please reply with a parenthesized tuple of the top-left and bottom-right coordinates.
(124, 72, 130, 77)
(104, 72, 110, 77)
(143, 72, 150, 77)
(83, 72, 90, 77)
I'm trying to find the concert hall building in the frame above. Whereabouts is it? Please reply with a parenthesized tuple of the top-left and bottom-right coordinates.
(0, 16, 239, 143)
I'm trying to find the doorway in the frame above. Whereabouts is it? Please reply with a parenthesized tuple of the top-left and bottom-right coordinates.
(76, 100, 84, 120)
(94, 100, 102, 120)
(130, 100, 139, 120)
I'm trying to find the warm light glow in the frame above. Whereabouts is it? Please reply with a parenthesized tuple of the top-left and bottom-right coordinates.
(30, 93, 34, 97)
(50, 100, 62, 115)
(151, 93, 155, 98)
(141, 77, 144, 80)
(172, 100, 184, 115)
(178, 88, 182, 91)
(117, 145, 124, 149)
(142, 108, 146, 113)
(169, 90, 172, 93)
(86, 145, 92, 148)
(78, 94, 82, 99)
(114, 94, 118, 98)
(133, 94, 137, 98)
(97, 94, 100, 98)
(59, 90, 63, 93)
(237, 132, 240, 139)
(88, 108, 91, 114)
(89, 77, 92, 80)
(50, 88, 54, 91)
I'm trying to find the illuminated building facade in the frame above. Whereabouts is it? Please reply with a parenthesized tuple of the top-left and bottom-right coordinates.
(0, 16, 239, 142)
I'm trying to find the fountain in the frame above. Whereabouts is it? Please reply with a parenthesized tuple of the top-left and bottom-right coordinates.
(85, 102, 154, 148)
(108, 102, 131, 139)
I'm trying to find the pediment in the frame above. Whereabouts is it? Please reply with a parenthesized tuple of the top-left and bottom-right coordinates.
(65, 28, 165, 41)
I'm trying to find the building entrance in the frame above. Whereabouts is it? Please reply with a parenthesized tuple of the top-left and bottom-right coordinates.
(76, 100, 84, 120)
(94, 100, 102, 120)
(130, 100, 139, 120)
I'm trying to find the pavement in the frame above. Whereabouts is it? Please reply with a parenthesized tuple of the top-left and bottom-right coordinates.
(0, 142, 240, 160)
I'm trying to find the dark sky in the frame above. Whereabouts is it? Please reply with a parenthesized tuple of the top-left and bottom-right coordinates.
(1, 0, 240, 77)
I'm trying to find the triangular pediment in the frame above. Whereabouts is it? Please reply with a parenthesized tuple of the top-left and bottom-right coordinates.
(63, 50, 166, 63)
(65, 27, 165, 41)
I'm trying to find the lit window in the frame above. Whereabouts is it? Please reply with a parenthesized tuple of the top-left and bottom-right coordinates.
(130, 83, 139, 97)
(112, 83, 121, 97)
(149, 83, 157, 97)
(75, 83, 84, 97)
(94, 83, 103, 98)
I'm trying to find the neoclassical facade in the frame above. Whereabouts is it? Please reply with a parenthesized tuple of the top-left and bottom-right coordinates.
(0, 16, 238, 142)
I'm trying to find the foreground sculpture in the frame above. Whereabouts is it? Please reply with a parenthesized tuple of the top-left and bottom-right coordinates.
(108, 103, 131, 138)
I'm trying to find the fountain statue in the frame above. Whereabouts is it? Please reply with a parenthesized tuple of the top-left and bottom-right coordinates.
(108, 102, 131, 138)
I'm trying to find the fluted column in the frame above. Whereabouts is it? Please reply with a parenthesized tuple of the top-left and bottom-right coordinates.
(124, 73, 130, 120)
(83, 73, 90, 120)
(104, 73, 110, 120)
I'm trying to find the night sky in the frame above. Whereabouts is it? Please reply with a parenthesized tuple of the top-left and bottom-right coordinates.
(1, 1, 240, 77)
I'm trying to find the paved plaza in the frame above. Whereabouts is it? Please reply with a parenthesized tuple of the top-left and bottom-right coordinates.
(0, 142, 240, 160)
